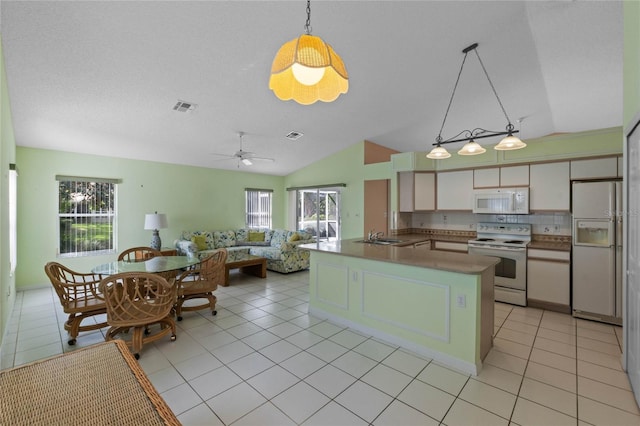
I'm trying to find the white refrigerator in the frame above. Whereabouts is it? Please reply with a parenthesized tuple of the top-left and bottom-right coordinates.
(572, 181, 623, 325)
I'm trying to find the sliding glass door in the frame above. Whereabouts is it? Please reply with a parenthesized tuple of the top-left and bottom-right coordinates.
(296, 188, 340, 241)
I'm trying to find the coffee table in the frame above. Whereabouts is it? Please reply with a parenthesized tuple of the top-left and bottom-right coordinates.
(225, 252, 267, 286)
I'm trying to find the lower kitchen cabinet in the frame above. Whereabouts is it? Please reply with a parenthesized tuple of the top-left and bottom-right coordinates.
(433, 241, 468, 253)
(527, 248, 570, 313)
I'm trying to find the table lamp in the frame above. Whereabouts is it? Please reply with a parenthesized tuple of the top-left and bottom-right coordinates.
(144, 212, 168, 250)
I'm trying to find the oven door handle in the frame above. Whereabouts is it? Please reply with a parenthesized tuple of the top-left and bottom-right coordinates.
(468, 245, 526, 252)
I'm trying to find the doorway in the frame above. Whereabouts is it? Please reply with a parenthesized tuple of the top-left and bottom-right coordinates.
(296, 188, 340, 242)
(364, 179, 389, 237)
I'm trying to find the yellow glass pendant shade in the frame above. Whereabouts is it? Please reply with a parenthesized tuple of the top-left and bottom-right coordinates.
(270, 34, 348, 105)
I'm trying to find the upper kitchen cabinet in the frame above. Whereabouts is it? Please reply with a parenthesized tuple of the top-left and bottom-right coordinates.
(529, 162, 570, 211)
(414, 172, 436, 211)
(500, 165, 529, 187)
(473, 168, 499, 188)
(618, 156, 623, 177)
(437, 170, 473, 210)
(398, 171, 436, 212)
(398, 171, 414, 212)
(570, 157, 618, 179)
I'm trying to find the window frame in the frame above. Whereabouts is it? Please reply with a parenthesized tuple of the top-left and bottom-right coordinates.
(245, 188, 273, 229)
(57, 176, 119, 257)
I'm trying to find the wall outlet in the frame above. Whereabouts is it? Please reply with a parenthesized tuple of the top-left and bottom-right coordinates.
(456, 294, 466, 308)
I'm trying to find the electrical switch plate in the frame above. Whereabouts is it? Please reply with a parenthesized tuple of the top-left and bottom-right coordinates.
(456, 294, 466, 308)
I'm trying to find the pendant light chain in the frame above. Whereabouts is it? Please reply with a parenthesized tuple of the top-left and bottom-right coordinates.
(436, 51, 469, 144)
(304, 0, 312, 34)
(473, 49, 513, 130)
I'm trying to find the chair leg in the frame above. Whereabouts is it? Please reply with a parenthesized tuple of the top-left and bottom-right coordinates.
(208, 294, 217, 316)
(132, 327, 144, 359)
(175, 299, 184, 321)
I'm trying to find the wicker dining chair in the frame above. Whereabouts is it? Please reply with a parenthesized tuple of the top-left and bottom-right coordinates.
(117, 247, 162, 262)
(174, 248, 227, 321)
(99, 272, 178, 359)
(44, 262, 108, 345)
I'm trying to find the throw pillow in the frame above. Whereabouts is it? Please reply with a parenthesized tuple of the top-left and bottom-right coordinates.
(248, 231, 265, 242)
(191, 235, 208, 250)
(288, 232, 301, 242)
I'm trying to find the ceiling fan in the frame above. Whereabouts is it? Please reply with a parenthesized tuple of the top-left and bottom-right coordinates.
(210, 132, 275, 167)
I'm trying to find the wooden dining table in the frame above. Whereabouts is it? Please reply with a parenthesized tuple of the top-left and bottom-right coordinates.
(91, 255, 200, 275)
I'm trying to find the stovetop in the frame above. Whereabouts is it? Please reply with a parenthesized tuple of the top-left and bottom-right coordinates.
(469, 223, 531, 248)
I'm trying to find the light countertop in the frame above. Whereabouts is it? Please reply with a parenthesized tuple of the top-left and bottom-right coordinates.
(300, 239, 499, 275)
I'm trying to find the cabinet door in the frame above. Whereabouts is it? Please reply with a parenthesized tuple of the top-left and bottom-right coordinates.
(433, 241, 468, 252)
(529, 162, 570, 211)
(398, 172, 414, 212)
(414, 172, 436, 211)
(527, 258, 570, 305)
(570, 157, 617, 179)
(437, 170, 473, 210)
(618, 156, 623, 177)
(500, 165, 529, 187)
(474, 168, 499, 188)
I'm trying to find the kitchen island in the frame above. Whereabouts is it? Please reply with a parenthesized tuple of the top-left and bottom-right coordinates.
(299, 239, 499, 375)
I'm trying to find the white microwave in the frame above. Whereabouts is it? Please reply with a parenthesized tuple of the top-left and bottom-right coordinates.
(472, 188, 529, 214)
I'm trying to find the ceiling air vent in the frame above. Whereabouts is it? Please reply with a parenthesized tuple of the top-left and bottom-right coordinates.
(285, 131, 304, 141)
(172, 100, 197, 113)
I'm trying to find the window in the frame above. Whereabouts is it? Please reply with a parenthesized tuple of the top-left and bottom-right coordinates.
(245, 189, 272, 229)
(57, 176, 118, 257)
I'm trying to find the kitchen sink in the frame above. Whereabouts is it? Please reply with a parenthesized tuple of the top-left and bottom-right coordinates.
(355, 238, 405, 245)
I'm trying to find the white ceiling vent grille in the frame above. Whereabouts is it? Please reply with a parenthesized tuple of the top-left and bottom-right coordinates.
(285, 131, 304, 140)
(172, 100, 197, 113)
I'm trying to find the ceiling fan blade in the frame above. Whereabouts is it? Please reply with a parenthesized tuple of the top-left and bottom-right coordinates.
(209, 152, 236, 158)
(249, 156, 275, 162)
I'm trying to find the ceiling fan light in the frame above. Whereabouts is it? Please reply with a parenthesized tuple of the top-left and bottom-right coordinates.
(458, 140, 486, 155)
(426, 146, 451, 159)
(241, 158, 253, 166)
(494, 134, 527, 151)
(269, 34, 348, 105)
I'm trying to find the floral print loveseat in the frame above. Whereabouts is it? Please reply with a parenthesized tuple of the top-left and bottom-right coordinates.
(175, 228, 314, 274)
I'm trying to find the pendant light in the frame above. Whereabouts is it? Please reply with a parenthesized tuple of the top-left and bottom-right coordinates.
(458, 140, 486, 155)
(269, 0, 348, 105)
(427, 43, 526, 159)
(426, 143, 451, 159)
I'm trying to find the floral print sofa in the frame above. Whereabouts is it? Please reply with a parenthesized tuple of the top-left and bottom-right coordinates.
(175, 228, 314, 274)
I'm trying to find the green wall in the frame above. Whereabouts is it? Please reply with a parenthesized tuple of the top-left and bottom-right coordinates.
(625, 0, 640, 128)
(16, 147, 285, 288)
(283, 141, 393, 240)
(0, 36, 17, 348)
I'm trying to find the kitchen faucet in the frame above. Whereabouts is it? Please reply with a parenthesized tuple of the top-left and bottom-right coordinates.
(367, 229, 384, 241)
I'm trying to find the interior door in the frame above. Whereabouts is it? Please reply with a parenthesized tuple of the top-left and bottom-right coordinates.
(364, 180, 389, 237)
(626, 121, 640, 406)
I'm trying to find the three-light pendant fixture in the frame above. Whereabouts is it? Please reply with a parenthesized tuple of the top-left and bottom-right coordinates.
(269, 0, 348, 105)
(427, 43, 526, 160)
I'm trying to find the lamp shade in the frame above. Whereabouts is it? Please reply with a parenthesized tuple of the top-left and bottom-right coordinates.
(426, 146, 451, 159)
(269, 34, 348, 105)
(494, 134, 527, 151)
(144, 213, 168, 230)
(458, 140, 486, 156)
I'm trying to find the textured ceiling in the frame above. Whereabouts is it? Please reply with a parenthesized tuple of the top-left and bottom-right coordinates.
(1, 1, 622, 175)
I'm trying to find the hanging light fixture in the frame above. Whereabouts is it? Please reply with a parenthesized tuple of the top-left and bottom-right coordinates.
(269, 0, 348, 105)
(427, 43, 526, 160)
(458, 139, 486, 156)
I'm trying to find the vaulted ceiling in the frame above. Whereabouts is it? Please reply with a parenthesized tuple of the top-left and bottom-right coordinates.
(1, 1, 622, 175)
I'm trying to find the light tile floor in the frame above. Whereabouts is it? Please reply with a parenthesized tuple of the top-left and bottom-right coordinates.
(2, 270, 639, 425)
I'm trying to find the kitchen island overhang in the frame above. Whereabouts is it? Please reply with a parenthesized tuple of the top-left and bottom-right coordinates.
(300, 240, 499, 375)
